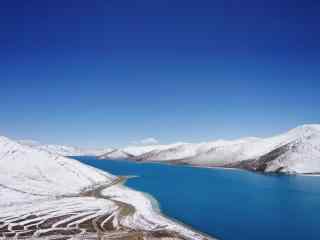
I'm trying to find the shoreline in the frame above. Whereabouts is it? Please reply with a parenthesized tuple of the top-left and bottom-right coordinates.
(100, 175, 218, 240)
(77, 155, 320, 178)
(119, 176, 216, 239)
(128, 158, 320, 177)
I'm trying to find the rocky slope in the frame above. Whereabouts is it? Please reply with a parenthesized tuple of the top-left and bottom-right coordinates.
(99, 124, 320, 174)
(0, 136, 215, 240)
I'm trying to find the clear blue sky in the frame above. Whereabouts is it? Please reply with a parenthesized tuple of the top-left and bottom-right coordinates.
(1, 0, 319, 147)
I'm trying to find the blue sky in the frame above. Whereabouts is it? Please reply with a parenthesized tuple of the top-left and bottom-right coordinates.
(1, 0, 319, 147)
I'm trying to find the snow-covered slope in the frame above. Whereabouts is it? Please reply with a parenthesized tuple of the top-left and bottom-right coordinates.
(262, 133, 320, 174)
(0, 136, 114, 204)
(18, 140, 113, 157)
(228, 126, 320, 174)
(0, 136, 214, 240)
(99, 124, 320, 174)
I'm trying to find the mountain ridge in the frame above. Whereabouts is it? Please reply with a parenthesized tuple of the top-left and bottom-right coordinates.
(99, 124, 320, 174)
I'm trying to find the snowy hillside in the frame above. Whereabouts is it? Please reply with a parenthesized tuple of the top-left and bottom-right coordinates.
(99, 124, 320, 174)
(0, 136, 114, 204)
(0, 136, 214, 240)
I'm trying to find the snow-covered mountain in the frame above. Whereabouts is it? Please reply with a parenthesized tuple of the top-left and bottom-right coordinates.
(18, 139, 113, 157)
(99, 149, 135, 160)
(98, 143, 184, 160)
(0, 136, 114, 205)
(0, 136, 214, 240)
(99, 124, 320, 174)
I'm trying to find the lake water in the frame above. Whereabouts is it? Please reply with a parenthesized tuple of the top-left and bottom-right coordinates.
(74, 156, 320, 240)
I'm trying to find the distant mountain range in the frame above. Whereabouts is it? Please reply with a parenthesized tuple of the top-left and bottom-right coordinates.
(15, 124, 320, 175)
(99, 124, 320, 175)
(18, 139, 113, 157)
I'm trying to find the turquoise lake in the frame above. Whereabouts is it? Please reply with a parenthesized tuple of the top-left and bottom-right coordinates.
(74, 156, 320, 240)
